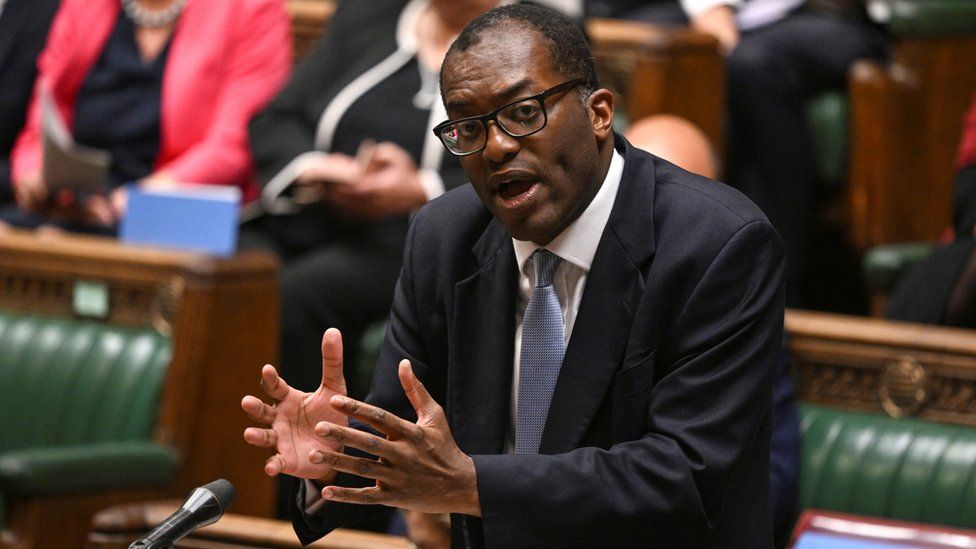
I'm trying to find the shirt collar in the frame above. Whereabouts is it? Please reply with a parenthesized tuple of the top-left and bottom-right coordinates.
(513, 149, 624, 274)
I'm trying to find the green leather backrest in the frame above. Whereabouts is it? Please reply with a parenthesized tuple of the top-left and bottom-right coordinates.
(800, 403, 976, 528)
(806, 92, 849, 188)
(0, 310, 172, 452)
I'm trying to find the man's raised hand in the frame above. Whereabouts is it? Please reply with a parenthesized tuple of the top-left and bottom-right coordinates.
(241, 328, 350, 482)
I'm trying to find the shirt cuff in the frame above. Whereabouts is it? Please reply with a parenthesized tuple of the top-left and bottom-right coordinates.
(419, 168, 445, 201)
(303, 478, 329, 515)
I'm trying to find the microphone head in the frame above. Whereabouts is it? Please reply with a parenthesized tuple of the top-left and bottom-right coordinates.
(201, 479, 236, 513)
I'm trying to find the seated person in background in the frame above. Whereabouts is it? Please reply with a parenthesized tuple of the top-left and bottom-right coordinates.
(887, 94, 976, 328)
(6, 0, 291, 234)
(0, 0, 61, 207)
(586, 0, 889, 306)
(242, 0, 502, 520)
(243, 0, 502, 397)
(242, 5, 786, 546)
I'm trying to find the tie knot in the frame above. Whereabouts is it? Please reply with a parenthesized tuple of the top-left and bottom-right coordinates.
(531, 249, 561, 287)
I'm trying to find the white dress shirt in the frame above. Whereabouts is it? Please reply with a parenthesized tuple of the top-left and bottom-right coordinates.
(507, 149, 624, 446)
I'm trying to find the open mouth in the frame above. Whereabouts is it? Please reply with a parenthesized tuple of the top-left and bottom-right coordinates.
(498, 180, 537, 199)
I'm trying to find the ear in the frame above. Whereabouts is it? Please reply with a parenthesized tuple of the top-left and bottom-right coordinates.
(587, 88, 615, 141)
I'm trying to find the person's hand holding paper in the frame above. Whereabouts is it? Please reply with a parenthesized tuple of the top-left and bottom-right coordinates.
(321, 140, 427, 221)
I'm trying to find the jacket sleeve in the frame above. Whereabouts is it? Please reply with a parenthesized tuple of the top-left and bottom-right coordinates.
(161, 0, 291, 185)
(473, 219, 785, 548)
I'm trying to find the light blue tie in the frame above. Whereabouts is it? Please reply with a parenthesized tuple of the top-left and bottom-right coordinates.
(516, 249, 565, 454)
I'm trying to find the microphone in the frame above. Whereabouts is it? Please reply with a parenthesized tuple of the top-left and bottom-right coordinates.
(129, 479, 236, 549)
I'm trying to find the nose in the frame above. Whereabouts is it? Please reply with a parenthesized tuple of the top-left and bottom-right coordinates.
(482, 120, 519, 163)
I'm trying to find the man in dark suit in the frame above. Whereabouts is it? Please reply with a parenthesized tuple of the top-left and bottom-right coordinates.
(0, 0, 61, 204)
(242, 4, 786, 547)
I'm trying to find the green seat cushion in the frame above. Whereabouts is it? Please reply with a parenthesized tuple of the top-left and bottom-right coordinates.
(862, 242, 936, 293)
(800, 404, 976, 528)
(0, 442, 178, 496)
(886, 0, 976, 38)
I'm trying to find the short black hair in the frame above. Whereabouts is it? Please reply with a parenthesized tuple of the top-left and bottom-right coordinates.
(442, 3, 599, 99)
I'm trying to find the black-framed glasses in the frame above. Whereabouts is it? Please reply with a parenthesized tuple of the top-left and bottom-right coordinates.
(433, 78, 586, 156)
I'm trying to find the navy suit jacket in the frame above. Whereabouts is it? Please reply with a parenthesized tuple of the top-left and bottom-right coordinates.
(295, 136, 786, 548)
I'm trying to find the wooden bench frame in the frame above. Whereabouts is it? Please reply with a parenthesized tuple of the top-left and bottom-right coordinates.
(0, 229, 279, 547)
(786, 308, 976, 425)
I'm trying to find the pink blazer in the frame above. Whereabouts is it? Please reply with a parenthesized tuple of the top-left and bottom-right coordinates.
(11, 0, 292, 202)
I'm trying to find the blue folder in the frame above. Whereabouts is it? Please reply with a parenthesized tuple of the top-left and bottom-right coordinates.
(120, 185, 241, 257)
(793, 532, 918, 549)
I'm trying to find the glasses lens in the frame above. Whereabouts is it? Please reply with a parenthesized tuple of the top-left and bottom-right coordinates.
(441, 119, 485, 154)
(497, 99, 545, 137)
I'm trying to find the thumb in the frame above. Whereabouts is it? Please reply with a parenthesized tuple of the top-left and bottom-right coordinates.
(398, 360, 440, 423)
(320, 328, 347, 394)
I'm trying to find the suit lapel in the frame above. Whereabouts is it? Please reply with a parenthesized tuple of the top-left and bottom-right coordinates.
(449, 219, 518, 456)
(540, 137, 659, 453)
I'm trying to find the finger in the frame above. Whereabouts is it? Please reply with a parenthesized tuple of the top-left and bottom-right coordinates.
(109, 187, 128, 218)
(310, 450, 389, 482)
(320, 328, 347, 394)
(293, 183, 326, 205)
(398, 360, 439, 422)
(321, 485, 386, 507)
(329, 395, 410, 440)
(373, 141, 410, 165)
(265, 454, 287, 477)
(241, 395, 276, 425)
(83, 196, 115, 226)
(260, 364, 291, 402)
(314, 421, 391, 459)
(354, 138, 378, 173)
(243, 427, 278, 448)
(302, 154, 360, 183)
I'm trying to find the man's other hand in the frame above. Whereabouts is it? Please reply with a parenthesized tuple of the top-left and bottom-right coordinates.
(313, 360, 481, 516)
(242, 328, 350, 483)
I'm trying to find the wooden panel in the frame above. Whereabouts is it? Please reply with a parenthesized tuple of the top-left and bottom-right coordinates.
(0, 229, 280, 546)
(587, 18, 725, 155)
(3, 488, 170, 549)
(286, 0, 336, 62)
(786, 308, 976, 425)
(847, 37, 976, 250)
(88, 501, 412, 549)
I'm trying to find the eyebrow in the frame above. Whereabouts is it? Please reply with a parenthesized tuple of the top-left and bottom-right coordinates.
(445, 78, 535, 113)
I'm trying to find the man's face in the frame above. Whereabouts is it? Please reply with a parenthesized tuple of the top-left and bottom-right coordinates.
(440, 25, 613, 245)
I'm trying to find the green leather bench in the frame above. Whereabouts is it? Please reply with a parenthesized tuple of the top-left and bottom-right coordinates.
(0, 310, 178, 531)
(800, 403, 976, 528)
